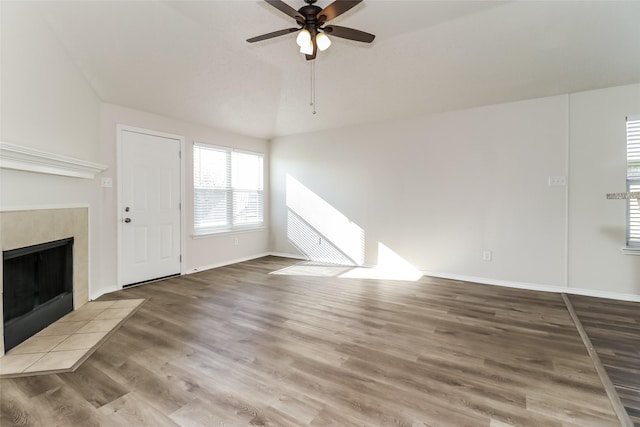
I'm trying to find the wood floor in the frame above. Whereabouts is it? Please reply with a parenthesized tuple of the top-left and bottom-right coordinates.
(569, 294, 640, 427)
(0, 256, 631, 426)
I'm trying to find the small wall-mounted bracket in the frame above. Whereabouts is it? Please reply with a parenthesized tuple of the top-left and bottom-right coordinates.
(606, 192, 640, 200)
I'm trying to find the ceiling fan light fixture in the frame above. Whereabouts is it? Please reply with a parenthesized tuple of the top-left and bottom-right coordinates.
(316, 32, 331, 51)
(296, 29, 311, 47)
(299, 41, 314, 55)
(247, 0, 375, 61)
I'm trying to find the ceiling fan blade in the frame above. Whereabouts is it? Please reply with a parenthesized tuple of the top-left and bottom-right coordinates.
(265, 0, 305, 23)
(317, 0, 362, 23)
(323, 25, 375, 43)
(247, 28, 299, 43)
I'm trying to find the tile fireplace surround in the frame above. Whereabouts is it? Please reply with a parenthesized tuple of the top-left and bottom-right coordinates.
(0, 207, 89, 356)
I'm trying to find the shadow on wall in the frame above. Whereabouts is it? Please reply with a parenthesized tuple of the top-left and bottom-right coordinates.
(284, 174, 422, 281)
(287, 210, 357, 265)
(286, 174, 364, 265)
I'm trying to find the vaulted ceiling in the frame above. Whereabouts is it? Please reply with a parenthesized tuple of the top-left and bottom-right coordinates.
(27, 1, 640, 139)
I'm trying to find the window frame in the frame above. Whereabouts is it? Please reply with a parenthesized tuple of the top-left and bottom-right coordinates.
(626, 116, 640, 249)
(192, 142, 264, 236)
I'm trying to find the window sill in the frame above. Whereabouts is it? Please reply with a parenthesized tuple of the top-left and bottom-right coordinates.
(621, 247, 640, 256)
(192, 227, 266, 239)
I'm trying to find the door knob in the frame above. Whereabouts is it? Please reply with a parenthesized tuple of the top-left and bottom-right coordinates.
(124, 218, 131, 223)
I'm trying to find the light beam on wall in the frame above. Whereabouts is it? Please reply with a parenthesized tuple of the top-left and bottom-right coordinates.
(286, 174, 365, 265)
(281, 174, 421, 281)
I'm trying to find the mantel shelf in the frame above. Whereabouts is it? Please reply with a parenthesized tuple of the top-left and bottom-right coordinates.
(0, 141, 107, 179)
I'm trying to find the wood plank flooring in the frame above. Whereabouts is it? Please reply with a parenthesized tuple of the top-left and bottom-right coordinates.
(0, 256, 628, 426)
(569, 294, 640, 427)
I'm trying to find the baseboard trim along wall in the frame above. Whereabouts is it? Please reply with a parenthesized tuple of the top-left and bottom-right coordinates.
(187, 253, 272, 275)
(423, 271, 640, 303)
(91, 285, 121, 301)
(268, 252, 309, 261)
(90, 252, 298, 300)
(91, 251, 640, 303)
(266, 253, 640, 302)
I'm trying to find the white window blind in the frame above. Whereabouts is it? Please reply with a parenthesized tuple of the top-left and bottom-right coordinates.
(193, 143, 264, 234)
(627, 116, 640, 248)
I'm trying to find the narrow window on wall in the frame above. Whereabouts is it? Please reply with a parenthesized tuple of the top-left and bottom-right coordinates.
(627, 116, 640, 248)
(193, 143, 264, 235)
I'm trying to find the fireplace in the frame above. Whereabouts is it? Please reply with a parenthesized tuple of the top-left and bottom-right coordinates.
(3, 238, 74, 352)
(0, 207, 89, 356)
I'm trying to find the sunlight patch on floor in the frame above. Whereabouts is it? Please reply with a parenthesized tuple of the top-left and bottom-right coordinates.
(271, 244, 422, 282)
(339, 243, 422, 281)
(269, 262, 353, 277)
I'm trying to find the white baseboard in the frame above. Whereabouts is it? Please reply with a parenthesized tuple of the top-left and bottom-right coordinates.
(93, 252, 640, 303)
(263, 256, 640, 302)
(268, 252, 308, 261)
(422, 271, 640, 303)
(560, 287, 640, 302)
(90, 284, 121, 301)
(187, 252, 271, 274)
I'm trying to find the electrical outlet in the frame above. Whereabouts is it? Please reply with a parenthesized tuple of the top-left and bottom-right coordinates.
(482, 250, 492, 262)
(548, 176, 566, 187)
(100, 177, 113, 188)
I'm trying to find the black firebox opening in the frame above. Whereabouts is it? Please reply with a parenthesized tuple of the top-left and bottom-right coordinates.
(3, 237, 74, 352)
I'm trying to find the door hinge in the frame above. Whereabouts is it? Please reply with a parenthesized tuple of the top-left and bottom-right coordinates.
(178, 150, 181, 159)
(179, 255, 182, 262)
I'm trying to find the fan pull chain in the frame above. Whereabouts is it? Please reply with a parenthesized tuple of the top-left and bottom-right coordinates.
(310, 60, 317, 115)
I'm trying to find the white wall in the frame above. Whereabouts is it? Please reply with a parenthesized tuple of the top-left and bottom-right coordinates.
(0, 2, 103, 296)
(271, 85, 640, 299)
(568, 84, 640, 297)
(271, 95, 569, 288)
(97, 103, 270, 295)
(3, 2, 638, 301)
(1, 2, 100, 160)
(1, 2, 270, 300)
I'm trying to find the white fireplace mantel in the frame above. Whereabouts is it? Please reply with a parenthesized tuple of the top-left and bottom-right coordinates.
(0, 141, 107, 179)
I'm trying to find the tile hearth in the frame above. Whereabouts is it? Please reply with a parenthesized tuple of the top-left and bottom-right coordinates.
(0, 299, 144, 378)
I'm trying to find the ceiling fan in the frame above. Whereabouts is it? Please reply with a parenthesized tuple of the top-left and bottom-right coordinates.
(247, 0, 375, 61)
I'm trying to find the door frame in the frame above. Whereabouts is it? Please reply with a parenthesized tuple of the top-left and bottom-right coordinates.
(116, 124, 186, 288)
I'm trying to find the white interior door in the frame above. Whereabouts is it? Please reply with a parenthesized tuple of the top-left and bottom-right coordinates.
(120, 129, 181, 286)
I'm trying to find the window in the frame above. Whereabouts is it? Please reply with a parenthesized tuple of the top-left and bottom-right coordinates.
(193, 143, 264, 234)
(627, 116, 640, 248)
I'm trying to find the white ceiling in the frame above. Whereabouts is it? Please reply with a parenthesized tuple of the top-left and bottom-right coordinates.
(33, 0, 640, 139)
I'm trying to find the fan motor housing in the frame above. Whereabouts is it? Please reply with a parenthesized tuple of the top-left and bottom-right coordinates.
(299, 5, 323, 25)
